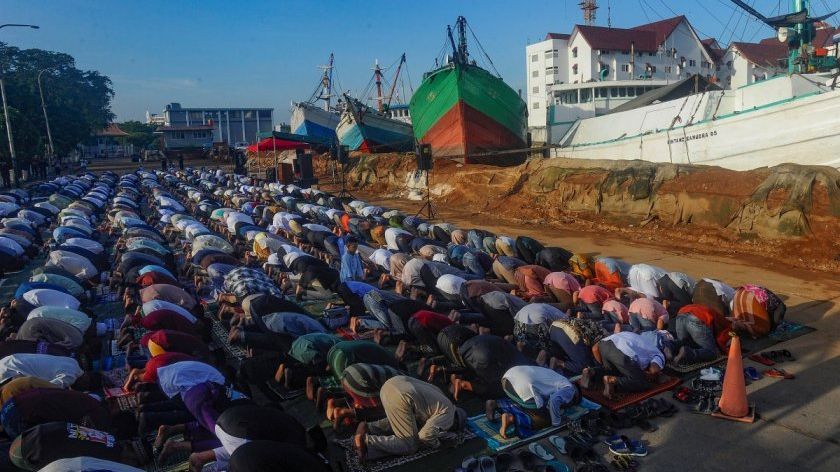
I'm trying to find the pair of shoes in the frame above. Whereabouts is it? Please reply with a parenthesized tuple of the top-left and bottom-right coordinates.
(603, 434, 648, 457)
(462, 455, 497, 472)
(690, 396, 716, 415)
(610, 455, 639, 471)
(764, 368, 795, 379)
(744, 366, 761, 381)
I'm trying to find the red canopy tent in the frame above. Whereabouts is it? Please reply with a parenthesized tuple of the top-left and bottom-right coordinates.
(247, 137, 309, 152)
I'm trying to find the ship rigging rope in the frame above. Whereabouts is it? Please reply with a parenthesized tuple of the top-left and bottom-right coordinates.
(465, 22, 502, 78)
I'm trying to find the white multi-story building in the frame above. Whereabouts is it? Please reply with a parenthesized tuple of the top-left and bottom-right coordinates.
(526, 16, 720, 141)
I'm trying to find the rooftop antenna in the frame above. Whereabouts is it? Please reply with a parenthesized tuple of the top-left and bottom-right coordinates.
(580, 0, 598, 26)
(608, 0, 612, 28)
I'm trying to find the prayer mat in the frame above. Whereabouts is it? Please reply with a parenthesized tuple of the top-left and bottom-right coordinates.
(740, 321, 816, 354)
(102, 366, 130, 388)
(467, 398, 601, 451)
(337, 430, 476, 472)
(578, 375, 682, 411)
(666, 354, 728, 375)
(265, 379, 305, 401)
(209, 319, 247, 361)
(141, 434, 190, 472)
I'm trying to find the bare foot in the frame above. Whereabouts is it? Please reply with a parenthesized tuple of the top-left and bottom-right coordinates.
(394, 340, 409, 362)
(580, 367, 594, 389)
(427, 364, 441, 383)
(516, 341, 526, 353)
(614, 323, 622, 334)
(153, 424, 171, 451)
(372, 329, 385, 345)
(485, 399, 497, 421)
(227, 328, 239, 344)
(448, 309, 460, 322)
(306, 376, 316, 401)
(603, 376, 616, 399)
(549, 357, 565, 371)
(535, 350, 548, 367)
(326, 398, 337, 421)
(673, 346, 687, 366)
(274, 363, 286, 384)
(354, 422, 368, 461)
(499, 413, 513, 439)
(451, 376, 462, 401)
(416, 357, 427, 377)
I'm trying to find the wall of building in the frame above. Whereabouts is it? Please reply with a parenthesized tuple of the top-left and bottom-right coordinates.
(163, 107, 273, 145)
(526, 38, 569, 129)
(162, 129, 213, 150)
(720, 47, 779, 89)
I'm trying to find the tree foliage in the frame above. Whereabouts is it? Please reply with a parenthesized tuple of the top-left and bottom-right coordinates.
(0, 42, 114, 165)
(118, 120, 159, 150)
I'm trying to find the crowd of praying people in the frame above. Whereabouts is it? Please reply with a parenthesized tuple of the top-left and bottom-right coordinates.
(0, 166, 788, 471)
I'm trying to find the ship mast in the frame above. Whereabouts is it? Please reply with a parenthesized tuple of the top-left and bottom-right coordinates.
(316, 53, 334, 111)
(374, 60, 384, 112)
(386, 53, 407, 109)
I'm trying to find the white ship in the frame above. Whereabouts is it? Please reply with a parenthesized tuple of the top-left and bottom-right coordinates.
(290, 53, 341, 141)
(551, 0, 840, 171)
(552, 73, 840, 170)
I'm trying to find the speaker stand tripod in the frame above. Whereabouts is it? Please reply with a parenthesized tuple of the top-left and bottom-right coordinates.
(335, 161, 356, 200)
(414, 170, 436, 219)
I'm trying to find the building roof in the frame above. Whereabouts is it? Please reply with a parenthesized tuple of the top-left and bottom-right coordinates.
(731, 41, 789, 69)
(574, 25, 658, 52)
(94, 123, 129, 137)
(545, 32, 571, 40)
(155, 125, 215, 133)
(632, 16, 686, 45)
(701, 38, 725, 62)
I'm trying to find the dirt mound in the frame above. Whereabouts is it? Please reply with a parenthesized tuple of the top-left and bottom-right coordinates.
(317, 153, 840, 273)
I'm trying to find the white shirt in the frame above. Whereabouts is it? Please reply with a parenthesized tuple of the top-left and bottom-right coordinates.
(515, 303, 567, 325)
(702, 278, 736, 303)
(627, 263, 668, 298)
(141, 300, 197, 323)
(47, 250, 98, 280)
(27, 306, 92, 333)
(502, 365, 575, 409)
(369, 249, 392, 270)
(64, 237, 104, 254)
(436, 274, 466, 295)
(0, 353, 83, 388)
(384, 228, 411, 251)
(0, 236, 24, 256)
(22, 289, 81, 310)
(156, 361, 225, 398)
(303, 223, 330, 233)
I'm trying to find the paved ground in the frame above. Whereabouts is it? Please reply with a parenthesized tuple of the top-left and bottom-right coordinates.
(346, 191, 840, 472)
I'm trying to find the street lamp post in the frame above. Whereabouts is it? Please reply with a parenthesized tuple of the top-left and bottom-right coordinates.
(37, 69, 55, 163)
(0, 23, 39, 188)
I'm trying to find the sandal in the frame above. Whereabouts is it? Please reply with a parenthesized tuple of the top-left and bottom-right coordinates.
(749, 354, 775, 366)
(604, 435, 632, 455)
(764, 368, 795, 379)
(767, 349, 795, 362)
(529, 442, 555, 461)
(744, 366, 761, 381)
(548, 435, 567, 454)
(479, 455, 497, 472)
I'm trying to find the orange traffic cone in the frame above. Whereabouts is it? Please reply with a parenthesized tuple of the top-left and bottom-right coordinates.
(713, 332, 755, 423)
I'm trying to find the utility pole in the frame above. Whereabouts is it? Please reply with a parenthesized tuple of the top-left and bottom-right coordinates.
(37, 69, 55, 161)
(0, 24, 40, 187)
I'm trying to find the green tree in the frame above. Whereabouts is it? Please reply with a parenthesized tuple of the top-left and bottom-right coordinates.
(0, 42, 114, 169)
(119, 120, 160, 149)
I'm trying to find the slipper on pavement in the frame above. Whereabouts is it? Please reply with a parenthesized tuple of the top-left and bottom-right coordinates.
(749, 354, 775, 366)
(548, 435, 567, 454)
(462, 457, 480, 472)
(529, 442, 555, 461)
(744, 366, 761, 381)
(764, 368, 795, 379)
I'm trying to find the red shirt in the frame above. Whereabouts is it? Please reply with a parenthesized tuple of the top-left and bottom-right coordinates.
(678, 304, 732, 352)
(140, 309, 198, 334)
(410, 310, 453, 333)
(141, 352, 194, 383)
(578, 285, 613, 305)
(136, 271, 177, 288)
(141, 329, 208, 357)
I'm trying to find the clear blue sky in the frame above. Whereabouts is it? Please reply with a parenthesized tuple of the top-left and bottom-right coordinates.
(3, 0, 835, 122)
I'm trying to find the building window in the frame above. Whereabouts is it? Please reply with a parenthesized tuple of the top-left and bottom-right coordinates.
(610, 87, 618, 97)
(259, 110, 271, 119)
(689, 59, 696, 67)
(546, 66, 558, 75)
(636, 87, 644, 96)
(532, 70, 539, 77)
(531, 54, 538, 62)
(581, 89, 592, 102)
(572, 64, 578, 75)
(618, 87, 627, 97)
(621, 64, 630, 72)
(572, 47, 578, 58)
(532, 86, 539, 93)
(665, 66, 672, 74)
(598, 88, 608, 98)
(650, 66, 657, 73)
(621, 50, 629, 55)
(701, 60, 710, 68)
(532, 102, 540, 109)
(173, 131, 185, 140)
(727, 61, 733, 68)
